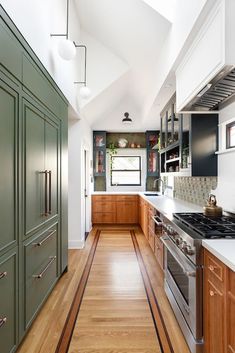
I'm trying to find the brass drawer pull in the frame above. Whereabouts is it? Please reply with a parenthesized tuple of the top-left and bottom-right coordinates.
(0, 272, 7, 280)
(33, 230, 56, 247)
(209, 290, 217, 297)
(0, 317, 7, 328)
(32, 256, 56, 279)
(209, 265, 217, 272)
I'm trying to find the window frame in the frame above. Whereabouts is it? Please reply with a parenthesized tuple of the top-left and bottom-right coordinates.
(226, 121, 235, 149)
(110, 155, 142, 186)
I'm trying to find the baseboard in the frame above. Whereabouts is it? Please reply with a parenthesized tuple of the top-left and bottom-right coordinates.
(68, 240, 85, 249)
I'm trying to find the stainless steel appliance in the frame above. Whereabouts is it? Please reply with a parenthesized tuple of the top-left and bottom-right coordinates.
(155, 212, 235, 353)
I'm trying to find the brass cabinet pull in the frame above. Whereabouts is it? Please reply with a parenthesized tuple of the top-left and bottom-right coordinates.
(32, 256, 56, 279)
(209, 265, 217, 272)
(209, 290, 217, 297)
(41, 170, 48, 216)
(0, 317, 7, 328)
(33, 230, 56, 247)
(0, 272, 7, 280)
(48, 171, 52, 215)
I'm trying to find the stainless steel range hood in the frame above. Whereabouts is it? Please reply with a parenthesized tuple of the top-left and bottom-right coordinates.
(182, 65, 235, 112)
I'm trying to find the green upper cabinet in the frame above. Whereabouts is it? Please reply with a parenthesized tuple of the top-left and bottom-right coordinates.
(0, 22, 22, 81)
(0, 74, 18, 255)
(23, 97, 60, 238)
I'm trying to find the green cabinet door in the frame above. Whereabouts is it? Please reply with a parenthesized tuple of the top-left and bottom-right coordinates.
(45, 120, 59, 221)
(24, 100, 45, 237)
(0, 77, 17, 254)
(0, 249, 17, 353)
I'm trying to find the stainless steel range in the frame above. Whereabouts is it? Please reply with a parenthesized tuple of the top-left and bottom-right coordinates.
(157, 212, 235, 353)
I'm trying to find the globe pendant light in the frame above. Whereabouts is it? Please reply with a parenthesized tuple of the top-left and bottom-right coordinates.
(74, 45, 91, 100)
(79, 86, 91, 99)
(122, 112, 132, 124)
(57, 38, 76, 61)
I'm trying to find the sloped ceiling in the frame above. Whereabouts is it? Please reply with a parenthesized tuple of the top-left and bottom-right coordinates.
(76, 0, 172, 131)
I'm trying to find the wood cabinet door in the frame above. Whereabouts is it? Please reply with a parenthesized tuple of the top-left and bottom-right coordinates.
(0, 77, 18, 254)
(116, 201, 138, 223)
(24, 99, 45, 237)
(45, 120, 59, 222)
(227, 270, 235, 353)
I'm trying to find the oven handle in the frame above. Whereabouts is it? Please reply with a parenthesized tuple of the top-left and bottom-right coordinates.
(161, 236, 196, 277)
(152, 215, 163, 226)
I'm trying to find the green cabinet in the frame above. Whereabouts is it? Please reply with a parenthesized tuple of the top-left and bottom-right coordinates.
(0, 6, 68, 352)
(23, 98, 59, 238)
(0, 249, 18, 353)
(0, 75, 18, 256)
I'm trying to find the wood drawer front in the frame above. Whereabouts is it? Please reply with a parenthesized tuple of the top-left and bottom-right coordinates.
(148, 205, 155, 217)
(148, 228, 155, 252)
(116, 201, 138, 223)
(205, 251, 226, 285)
(92, 213, 116, 224)
(92, 195, 115, 202)
(0, 250, 17, 353)
(25, 225, 58, 278)
(93, 201, 116, 213)
(116, 195, 138, 201)
(155, 236, 164, 270)
(148, 215, 155, 234)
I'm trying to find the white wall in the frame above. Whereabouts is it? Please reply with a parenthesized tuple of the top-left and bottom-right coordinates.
(68, 117, 93, 248)
(213, 102, 235, 213)
(106, 149, 146, 192)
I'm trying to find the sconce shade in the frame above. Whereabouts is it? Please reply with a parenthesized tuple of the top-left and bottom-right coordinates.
(79, 86, 91, 99)
(58, 39, 76, 60)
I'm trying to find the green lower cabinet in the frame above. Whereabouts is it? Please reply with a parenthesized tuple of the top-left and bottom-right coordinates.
(23, 224, 58, 329)
(0, 249, 18, 353)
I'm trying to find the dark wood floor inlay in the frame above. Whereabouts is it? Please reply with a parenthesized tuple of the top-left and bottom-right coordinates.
(55, 230, 100, 353)
(131, 230, 175, 353)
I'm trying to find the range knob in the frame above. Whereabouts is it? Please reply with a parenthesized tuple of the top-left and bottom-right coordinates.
(185, 245, 195, 256)
(175, 237, 183, 246)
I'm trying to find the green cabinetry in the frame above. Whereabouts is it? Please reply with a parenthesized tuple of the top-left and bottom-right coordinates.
(93, 131, 106, 191)
(0, 5, 68, 352)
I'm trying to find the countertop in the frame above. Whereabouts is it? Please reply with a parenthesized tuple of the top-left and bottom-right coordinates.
(202, 240, 235, 272)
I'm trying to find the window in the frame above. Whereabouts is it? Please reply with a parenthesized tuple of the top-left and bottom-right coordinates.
(226, 121, 235, 149)
(111, 156, 141, 186)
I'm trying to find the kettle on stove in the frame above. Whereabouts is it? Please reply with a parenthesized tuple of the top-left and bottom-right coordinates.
(203, 194, 223, 217)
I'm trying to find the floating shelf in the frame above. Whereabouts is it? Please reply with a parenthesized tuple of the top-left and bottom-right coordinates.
(165, 157, 180, 164)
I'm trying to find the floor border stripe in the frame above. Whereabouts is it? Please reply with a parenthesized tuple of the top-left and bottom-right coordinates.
(131, 230, 175, 353)
(55, 230, 100, 353)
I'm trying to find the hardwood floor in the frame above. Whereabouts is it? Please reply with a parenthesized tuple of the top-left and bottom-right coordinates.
(16, 226, 190, 353)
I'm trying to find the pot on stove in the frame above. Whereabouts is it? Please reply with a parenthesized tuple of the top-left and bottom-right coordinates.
(203, 194, 223, 217)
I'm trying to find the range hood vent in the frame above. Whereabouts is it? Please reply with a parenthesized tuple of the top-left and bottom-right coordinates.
(182, 66, 235, 111)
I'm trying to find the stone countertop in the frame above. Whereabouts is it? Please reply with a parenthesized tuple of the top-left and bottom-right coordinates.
(202, 240, 235, 272)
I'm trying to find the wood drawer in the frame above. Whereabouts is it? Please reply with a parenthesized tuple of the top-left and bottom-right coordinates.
(92, 201, 116, 213)
(24, 224, 58, 279)
(155, 236, 164, 270)
(92, 195, 115, 202)
(116, 195, 138, 201)
(0, 249, 17, 353)
(92, 212, 116, 224)
(205, 251, 226, 288)
(148, 228, 155, 252)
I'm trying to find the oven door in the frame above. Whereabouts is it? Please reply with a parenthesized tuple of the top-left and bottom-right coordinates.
(161, 235, 202, 340)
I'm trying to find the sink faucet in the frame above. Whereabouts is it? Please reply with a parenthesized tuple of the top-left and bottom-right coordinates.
(153, 178, 166, 195)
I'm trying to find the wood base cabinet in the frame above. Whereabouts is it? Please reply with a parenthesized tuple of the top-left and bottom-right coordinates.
(0, 8, 68, 353)
(204, 249, 235, 353)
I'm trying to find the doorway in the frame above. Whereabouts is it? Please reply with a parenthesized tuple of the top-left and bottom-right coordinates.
(84, 149, 89, 240)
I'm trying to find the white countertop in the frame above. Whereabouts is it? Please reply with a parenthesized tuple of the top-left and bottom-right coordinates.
(202, 240, 235, 272)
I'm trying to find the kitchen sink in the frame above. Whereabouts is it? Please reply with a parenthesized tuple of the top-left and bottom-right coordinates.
(144, 193, 160, 196)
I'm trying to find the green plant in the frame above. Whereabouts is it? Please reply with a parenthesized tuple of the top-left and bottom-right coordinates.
(107, 143, 117, 169)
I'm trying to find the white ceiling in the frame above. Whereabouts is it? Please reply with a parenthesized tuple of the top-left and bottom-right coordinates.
(75, 0, 205, 131)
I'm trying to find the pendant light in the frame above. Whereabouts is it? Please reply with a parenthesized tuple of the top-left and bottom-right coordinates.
(122, 112, 132, 124)
(74, 45, 91, 99)
(51, 0, 76, 61)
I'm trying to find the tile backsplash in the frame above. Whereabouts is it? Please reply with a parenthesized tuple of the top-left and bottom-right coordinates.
(174, 177, 218, 206)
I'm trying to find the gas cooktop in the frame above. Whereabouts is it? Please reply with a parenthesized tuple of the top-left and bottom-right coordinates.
(173, 213, 235, 238)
